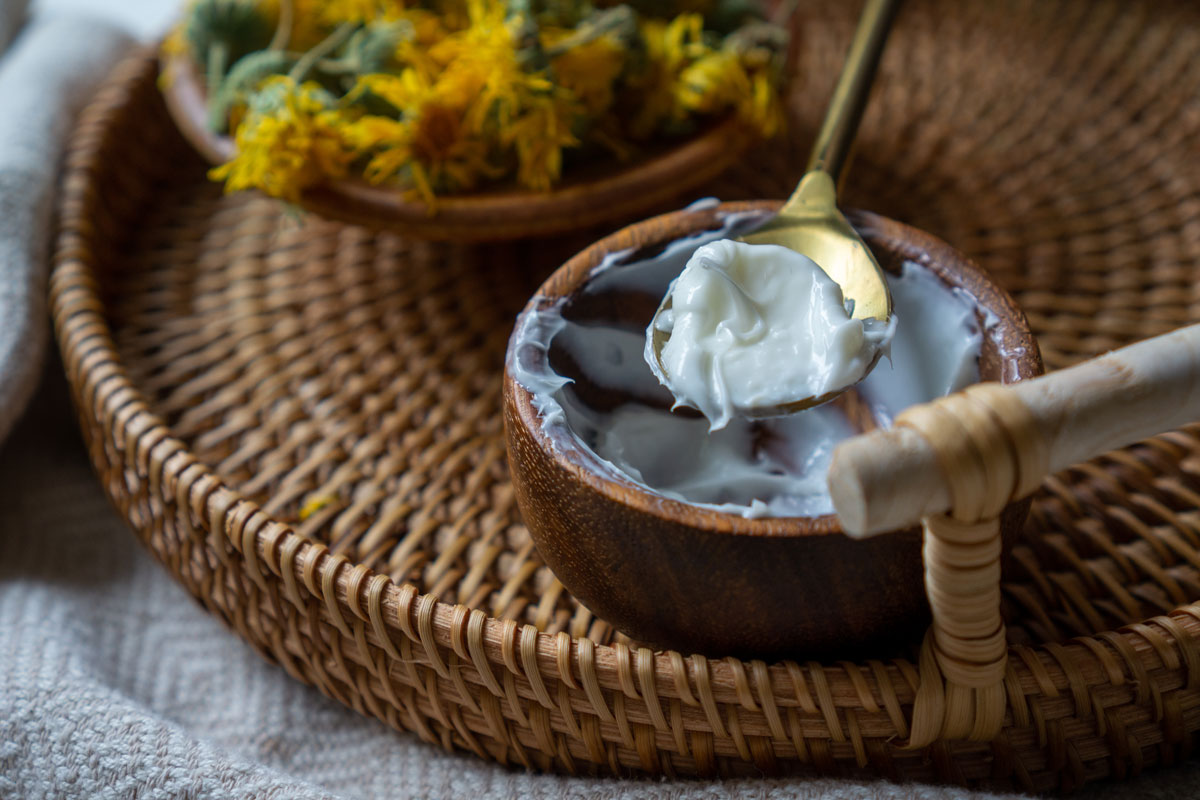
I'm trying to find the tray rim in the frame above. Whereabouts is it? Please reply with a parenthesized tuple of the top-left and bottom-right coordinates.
(48, 47, 1200, 791)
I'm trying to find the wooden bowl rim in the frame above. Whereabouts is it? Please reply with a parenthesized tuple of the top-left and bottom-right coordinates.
(159, 52, 756, 237)
(505, 200, 1044, 539)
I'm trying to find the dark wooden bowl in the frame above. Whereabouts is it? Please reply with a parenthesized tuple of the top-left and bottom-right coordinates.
(503, 201, 1044, 659)
(160, 54, 756, 242)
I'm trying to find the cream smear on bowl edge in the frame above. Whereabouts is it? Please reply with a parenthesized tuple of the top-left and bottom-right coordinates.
(507, 206, 992, 519)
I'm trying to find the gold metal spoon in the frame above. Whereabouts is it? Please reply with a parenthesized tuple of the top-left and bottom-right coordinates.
(649, 0, 901, 417)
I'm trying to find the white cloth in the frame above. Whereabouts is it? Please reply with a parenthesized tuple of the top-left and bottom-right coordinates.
(31, 0, 173, 39)
(0, 0, 25, 50)
(0, 8, 108, 445)
(0, 4, 1198, 799)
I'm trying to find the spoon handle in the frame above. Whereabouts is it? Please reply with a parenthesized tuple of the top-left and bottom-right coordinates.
(805, 0, 902, 181)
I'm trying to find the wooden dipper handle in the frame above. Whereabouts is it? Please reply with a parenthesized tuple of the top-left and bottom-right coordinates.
(830, 323, 1200, 537)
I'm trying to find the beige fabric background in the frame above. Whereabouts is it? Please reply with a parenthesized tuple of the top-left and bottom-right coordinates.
(2, 2, 1200, 797)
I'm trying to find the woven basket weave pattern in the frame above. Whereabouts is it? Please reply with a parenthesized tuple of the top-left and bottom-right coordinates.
(49, 0, 1200, 792)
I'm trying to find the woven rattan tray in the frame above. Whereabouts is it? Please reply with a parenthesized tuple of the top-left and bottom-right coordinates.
(50, 0, 1200, 792)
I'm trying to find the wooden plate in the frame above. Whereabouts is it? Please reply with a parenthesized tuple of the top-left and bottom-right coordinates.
(160, 53, 758, 241)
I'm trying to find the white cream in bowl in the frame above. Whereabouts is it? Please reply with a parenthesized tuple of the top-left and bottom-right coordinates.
(507, 209, 994, 519)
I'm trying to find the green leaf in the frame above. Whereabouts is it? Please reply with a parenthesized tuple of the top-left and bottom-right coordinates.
(185, 0, 274, 71)
(337, 20, 413, 75)
(208, 49, 296, 133)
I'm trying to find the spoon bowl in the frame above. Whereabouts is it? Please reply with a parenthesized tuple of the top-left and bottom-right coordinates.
(646, 173, 892, 418)
(504, 201, 1043, 658)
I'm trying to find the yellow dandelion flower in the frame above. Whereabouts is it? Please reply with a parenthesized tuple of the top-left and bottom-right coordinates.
(258, 0, 410, 47)
(350, 0, 576, 199)
(504, 93, 580, 191)
(161, 22, 190, 59)
(210, 77, 353, 202)
(676, 49, 784, 137)
(345, 72, 498, 203)
(392, 8, 448, 80)
(746, 67, 784, 138)
(428, 0, 552, 136)
(257, 0, 326, 50)
(405, 7, 448, 42)
(426, 0, 473, 32)
(624, 20, 687, 138)
(409, 102, 495, 189)
(544, 28, 625, 116)
(628, 15, 783, 140)
(675, 49, 747, 114)
(430, 1, 517, 80)
(228, 101, 248, 132)
(317, 0, 405, 24)
(158, 23, 191, 88)
(342, 116, 411, 176)
(357, 70, 429, 111)
(661, 13, 709, 71)
(194, 0, 786, 200)
(444, 2, 577, 183)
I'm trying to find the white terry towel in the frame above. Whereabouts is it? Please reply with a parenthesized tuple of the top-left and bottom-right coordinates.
(0, 10, 129, 445)
(0, 0, 26, 52)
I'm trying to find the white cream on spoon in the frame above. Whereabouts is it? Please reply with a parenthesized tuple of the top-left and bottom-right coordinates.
(647, 240, 896, 430)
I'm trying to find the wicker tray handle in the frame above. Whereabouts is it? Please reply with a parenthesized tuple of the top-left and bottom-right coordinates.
(828, 322, 1200, 746)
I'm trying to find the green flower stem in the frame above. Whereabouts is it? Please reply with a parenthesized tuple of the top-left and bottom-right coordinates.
(268, 0, 293, 51)
(543, 7, 633, 58)
(205, 41, 229, 131)
(288, 22, 359, 83)
(208, 49, 298, 133)
(316, 57, 363, 75)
